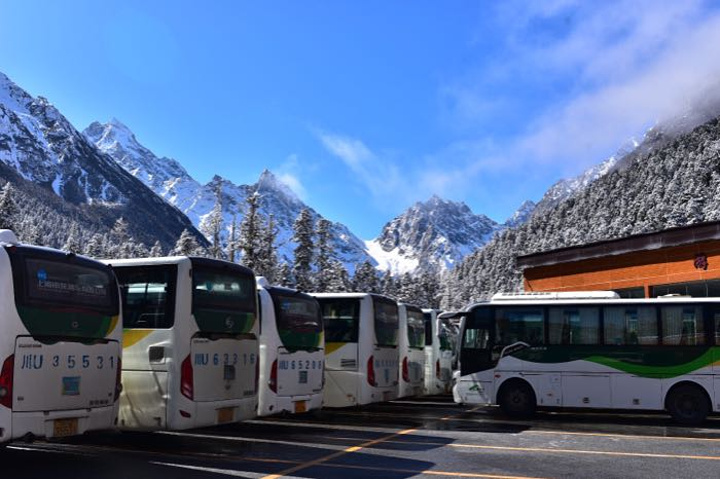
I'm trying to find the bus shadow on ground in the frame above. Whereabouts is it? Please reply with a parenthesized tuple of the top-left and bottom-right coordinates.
(59, 428, 441, 479)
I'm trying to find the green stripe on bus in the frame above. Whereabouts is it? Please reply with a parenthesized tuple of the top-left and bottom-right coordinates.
(16, 305, 114, 339)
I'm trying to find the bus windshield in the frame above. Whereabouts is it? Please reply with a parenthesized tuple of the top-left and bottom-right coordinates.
(192, 263, 256, 334)
(406, 307, 425, 349)
(270, 289, 323, 351)
(8, 246, 118, 339)
(373, 296, 399, 347)
(438, 319, 457, 351)
(319, 299, 359, 343)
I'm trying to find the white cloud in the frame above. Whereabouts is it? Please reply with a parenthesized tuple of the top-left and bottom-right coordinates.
(275, 154, 308, 201)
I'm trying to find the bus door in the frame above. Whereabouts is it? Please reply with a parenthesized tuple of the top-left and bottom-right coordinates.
(458, 308, 495, 403)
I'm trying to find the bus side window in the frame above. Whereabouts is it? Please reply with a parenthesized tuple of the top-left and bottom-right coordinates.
(604, 306, 657, 345)
(662, 305, 704, 346)
(495, 307, 545, 346)
(549, 307, 599, 345)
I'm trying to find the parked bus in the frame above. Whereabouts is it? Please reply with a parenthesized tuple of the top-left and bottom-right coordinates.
(257, 278, 324, 416)
(312, 293, 399, 407)
(398, 303, 425, 398)
(423, 309, 457, 395)
(0, 230, 122, 444)
(108, 256, 258, 430)
(454, 291, 720, 424)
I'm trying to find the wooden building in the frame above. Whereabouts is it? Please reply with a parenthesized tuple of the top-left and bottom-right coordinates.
(517, 221, 720, 298)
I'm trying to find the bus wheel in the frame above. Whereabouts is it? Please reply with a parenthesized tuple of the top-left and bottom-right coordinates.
(498, 380, 536, 418)
(667, 384, 710, 426)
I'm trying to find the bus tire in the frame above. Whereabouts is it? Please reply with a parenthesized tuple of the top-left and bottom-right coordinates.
(498, 379, 536, 418)
(666, 383, 710, 426)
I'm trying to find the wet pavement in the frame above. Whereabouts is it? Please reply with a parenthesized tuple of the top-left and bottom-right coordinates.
(3, 396, 720, 478)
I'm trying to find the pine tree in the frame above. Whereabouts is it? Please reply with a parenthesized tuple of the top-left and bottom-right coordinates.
(149, 241, 164, 257)
(352, 261, 379, 293)
(0, 182, 18, 231)
(314, 218, 333, 292)
(277, 261, 295, 288)
(292, 208, 314, 292)
(227, 214, 238, 263)
(201, 187, 224, 259)
(239, 192, 262, 270)
(326, 260, 350, 292)
(256, 214, 278, 282)
(62, 222, 82, 254)
(173, 229, 200, 256)
(84, 234, 106, 258)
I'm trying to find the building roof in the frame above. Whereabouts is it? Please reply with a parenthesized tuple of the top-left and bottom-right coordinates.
(516, 220, 720, 269)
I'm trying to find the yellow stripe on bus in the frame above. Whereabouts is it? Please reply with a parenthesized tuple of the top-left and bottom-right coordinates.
(325, 342, 346, 355)
(123, 329, 154, 349)
(108, 315, 120, 334)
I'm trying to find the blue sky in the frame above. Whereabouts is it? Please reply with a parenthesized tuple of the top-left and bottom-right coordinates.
(3, 0, 720, 238)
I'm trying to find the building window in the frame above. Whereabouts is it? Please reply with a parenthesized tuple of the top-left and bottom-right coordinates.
(613, 287, 645, 298)
(651, 280, 720, 298)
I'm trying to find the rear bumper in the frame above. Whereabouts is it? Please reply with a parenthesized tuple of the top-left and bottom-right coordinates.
(258, 393, 322, 417)
(3, 405, 117, 442)
(167, 396, 258, 430)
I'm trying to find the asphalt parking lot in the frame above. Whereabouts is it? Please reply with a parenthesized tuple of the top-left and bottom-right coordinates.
(3, 396, 720, 478)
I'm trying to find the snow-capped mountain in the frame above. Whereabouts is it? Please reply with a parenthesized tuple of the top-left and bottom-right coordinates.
(368, 195, 502, 274)
(0, 71, 203, 248)
(84, 120, 374, 271)
(504, 200, 536, 228)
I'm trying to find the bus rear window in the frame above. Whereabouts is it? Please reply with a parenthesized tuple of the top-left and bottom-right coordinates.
(271, 290, 323, 350)
(406, 308, 425, 349)
(22, 257, 115, 314)
(114, 265, 176, 329)
(320, 299, 359, 343)
(373, 296, 399, 347)
(192, 266, 256, 333)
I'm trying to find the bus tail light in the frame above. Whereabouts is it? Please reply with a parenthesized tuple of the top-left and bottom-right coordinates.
(0, 355, 13, 409)
(435, 359, 441, 380)
(367, 356, 377, 387)
(269, 359, 278, 393)
(255, 357, 260, 393)
(180, 355, 193, 400)
(402, 357, 409, 383)
(114, 357, 122, 402)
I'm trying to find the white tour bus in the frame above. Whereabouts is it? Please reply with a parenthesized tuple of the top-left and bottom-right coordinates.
(312, 293, 399, 407)
(422, 309, 457, 395)
(257, 278, 324, 416)
(397, 303, 426, 398)
(454, 291, 720, 424)
(0, 230, 122, 444)
(108, 256, 259, 430)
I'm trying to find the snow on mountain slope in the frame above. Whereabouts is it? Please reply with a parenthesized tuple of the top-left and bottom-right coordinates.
(85, 120, 374, 271)
(0, 71, 202, 248)
(370, 195, 501, 275)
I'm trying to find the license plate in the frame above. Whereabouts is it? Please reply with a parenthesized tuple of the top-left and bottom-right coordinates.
(294, 401, 307, 414)
(53, 418, 78, 438)
(217, 407, 234, 424)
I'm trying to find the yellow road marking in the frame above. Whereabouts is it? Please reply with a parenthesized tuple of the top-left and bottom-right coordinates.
(526, 429, 720, 443)
(260, 427, 418, 479)
(448, 443, 720, 461)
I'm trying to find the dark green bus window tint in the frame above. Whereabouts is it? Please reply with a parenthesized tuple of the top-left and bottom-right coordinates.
(604, 306, 657, 345)
(661, 305, 705, 346)
(319, 299, 359, 343)
(495, 307, 545, 346)
(406, 307, 426, 349)
(423, 312, 433, 346)
(373, 296, 399, 347)
(548, 307, 599, 345)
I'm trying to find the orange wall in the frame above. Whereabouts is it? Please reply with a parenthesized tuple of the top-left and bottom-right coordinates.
(523, 240, 720, 296)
